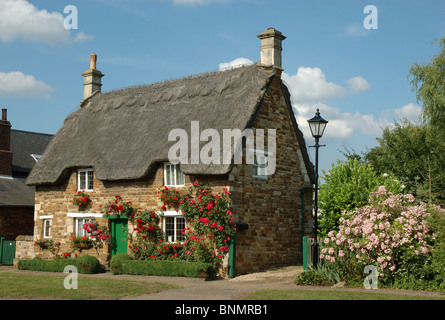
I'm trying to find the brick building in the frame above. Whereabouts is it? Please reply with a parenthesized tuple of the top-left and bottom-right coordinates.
(24, 29, 315, 274)
(0, 109, 53, 241)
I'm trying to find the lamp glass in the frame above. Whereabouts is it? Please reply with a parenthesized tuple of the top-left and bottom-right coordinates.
(307, 109, 328, 138)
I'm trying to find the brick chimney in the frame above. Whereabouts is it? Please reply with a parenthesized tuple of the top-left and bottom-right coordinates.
(0, 109, 13, 176)
(81, 53, 104, 104)
(257, 28, 286, 69)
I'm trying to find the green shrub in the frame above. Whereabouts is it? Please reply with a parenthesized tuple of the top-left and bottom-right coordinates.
(120, 260, 215, 279)
(18, 257, 74, 272)
(295, 270, 333, 286)
(75, 255, 100, 274)
(18, 255, 101, 274)
(110, 253, 133, 275)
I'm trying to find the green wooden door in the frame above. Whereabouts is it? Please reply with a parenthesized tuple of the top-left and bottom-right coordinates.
(0, 238, 16, 265)
(110, 218, 128, 256)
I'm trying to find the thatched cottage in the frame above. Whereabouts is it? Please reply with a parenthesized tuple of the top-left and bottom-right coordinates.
(22, 28, 314, 275)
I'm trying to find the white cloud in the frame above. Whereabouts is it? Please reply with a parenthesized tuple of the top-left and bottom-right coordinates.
(281, 67, 387, 139)
(218, 57, 254, 71)
(0, 71, 54, 99)
(393, 103, 422, 122)
(0, 0, 93, 45)
(347, 76, 370, 93)
(282, 67, 347, 103)
(341, 24, 371, 38)
(294, 103, 391, 140)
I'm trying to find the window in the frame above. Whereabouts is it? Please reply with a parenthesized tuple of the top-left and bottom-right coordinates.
(78, 169, 94, 191)
(163, 211, 186, 243)
(252, 150, 271, 178)
(31, 154, 42, 162)
(43, 219, 51, 238)
(76, 217, 96, 237)
(164, 163, 185, 187)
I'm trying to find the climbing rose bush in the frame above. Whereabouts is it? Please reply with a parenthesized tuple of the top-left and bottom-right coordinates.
(321, 186, 440, 283)
(179, 181, 236, 265)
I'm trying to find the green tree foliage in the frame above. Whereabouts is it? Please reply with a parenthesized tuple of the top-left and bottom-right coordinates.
(365, 120, 445, 206)
(409, 37, 445, 128)
(318, 158, 402, 238)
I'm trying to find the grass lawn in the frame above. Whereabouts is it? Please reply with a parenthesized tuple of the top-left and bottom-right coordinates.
(0, 272, 179, 300)
(242, 289, 445, 300)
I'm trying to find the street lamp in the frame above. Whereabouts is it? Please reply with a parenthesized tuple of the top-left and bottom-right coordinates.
(307, 108, 328, 269)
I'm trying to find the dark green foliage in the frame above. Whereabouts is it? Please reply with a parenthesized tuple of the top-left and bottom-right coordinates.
(75, 254, 100, 274)
(110, 253, 133, 275)
(117, 259, 215, 279)
(18, 255, 101, 274)
(318, 158, 402, 238)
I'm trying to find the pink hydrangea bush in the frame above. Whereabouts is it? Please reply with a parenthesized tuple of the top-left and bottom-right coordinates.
(321, 186, 442, 284)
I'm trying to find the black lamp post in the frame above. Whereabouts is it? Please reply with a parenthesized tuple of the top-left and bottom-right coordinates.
(307, 108, 328, 269)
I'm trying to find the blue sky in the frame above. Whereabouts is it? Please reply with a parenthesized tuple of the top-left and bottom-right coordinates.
(0, 0, 444, 175)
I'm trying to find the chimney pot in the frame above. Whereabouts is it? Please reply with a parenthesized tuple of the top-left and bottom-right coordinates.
(2, 109, 6, 121)
(90, 53, 97, 70)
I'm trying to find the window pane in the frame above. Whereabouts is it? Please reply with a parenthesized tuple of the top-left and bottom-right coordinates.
(77, 218, 95, 236)
(44, 220, 50, 238)
(79, 172, 86, 190)
(87, 171, 94, 190)
(254, 154, 268, 176)
(176, 217, 186, 241)
(176, 165, 184, 186)
(165, 165, 172, 186)
(165, 217, 175, 242)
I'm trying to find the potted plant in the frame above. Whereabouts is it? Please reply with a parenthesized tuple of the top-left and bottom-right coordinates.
(71, 190, 90, 211)
(70, 235, 94, 249)
(101, 195, 134, 218)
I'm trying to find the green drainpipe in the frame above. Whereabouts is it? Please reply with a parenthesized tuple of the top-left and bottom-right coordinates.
(228, 233, 236, 278)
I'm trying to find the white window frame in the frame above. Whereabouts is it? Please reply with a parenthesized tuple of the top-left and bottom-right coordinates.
(251, 149, 272, 179)
(162, 211, 186, 243)
(78, 169, 94, 191)
(75, 217, 96, 237)
(67, 213, 102, 237)
(164, 163, 185, 187)
(39, 215, 53, 238)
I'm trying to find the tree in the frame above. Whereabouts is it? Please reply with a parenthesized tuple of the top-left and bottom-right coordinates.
(318, 158, 402, 238)
(409, 37, 445, 128)
(365, 119, 445, 206)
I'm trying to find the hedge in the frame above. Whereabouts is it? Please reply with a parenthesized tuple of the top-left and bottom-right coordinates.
(17, 255, 101, 274)
(110, 254, 215, 278)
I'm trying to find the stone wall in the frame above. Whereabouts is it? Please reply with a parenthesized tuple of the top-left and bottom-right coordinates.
(228, 73, 313, 274)
(14, 235, 36, 265)
(28, 165, 230, 266)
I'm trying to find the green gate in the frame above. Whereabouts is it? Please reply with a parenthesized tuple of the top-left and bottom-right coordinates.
(0, 238, 16, 265)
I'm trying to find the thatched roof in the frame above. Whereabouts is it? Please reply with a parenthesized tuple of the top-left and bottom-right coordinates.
(27, 64, 313, 186)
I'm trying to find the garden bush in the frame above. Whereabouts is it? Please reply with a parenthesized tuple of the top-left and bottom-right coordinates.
(18, 257, 74, 272)
(119, 260, 215, 279)
(75, 254, 100, 274)
(18, 255, 102, 274)
(110, 253, 133, 275)
(319, 186, 445, 291)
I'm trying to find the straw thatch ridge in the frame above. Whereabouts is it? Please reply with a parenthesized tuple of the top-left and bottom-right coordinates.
(27, 64, 312, 186)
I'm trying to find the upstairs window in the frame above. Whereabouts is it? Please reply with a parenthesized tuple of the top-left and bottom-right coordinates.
(252, 150, 271, 179)
(164, 163, 185, 187)
(78, 169, 94, 191)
